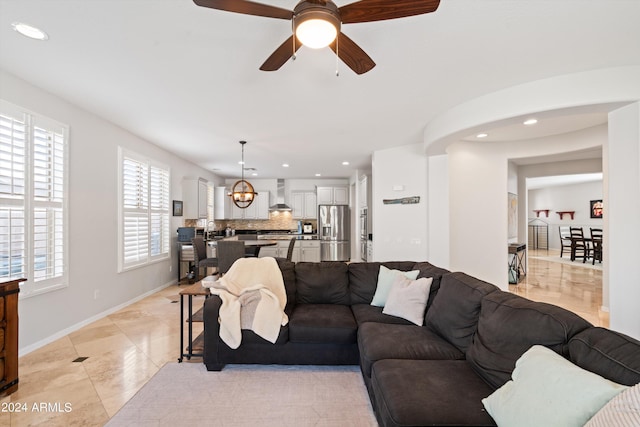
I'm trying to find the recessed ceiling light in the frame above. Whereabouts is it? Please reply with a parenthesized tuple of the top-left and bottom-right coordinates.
(342, 161, 349, 166)
(251, 172, 258, 176)
(523, 118, 538, 126)
(476, 133, 488, 138)
(12, 22, 48, 40)
(282, 163, 289, 168)
(315, 173, 321, 177)
(238, 160, 245, 165)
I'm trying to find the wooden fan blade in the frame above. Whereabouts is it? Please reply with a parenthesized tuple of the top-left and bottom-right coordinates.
(193, 0, 293, 20)
(329, 33, 376, 75)
(260, 36, 302, 71)
(339, 0, 440, 24)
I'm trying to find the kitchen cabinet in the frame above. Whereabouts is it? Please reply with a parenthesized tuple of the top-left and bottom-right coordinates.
(214, 187, 231, 219)
(231, 190, 269, 220)
(259, 239, 320, 262)
(359, 175, 368, 208)
(316, 186, 348, 205)
(291, 191, 317, 219)
(218, 188, 269, 220)
(298, 240, 320, 262)
(183, 178, 208, 219)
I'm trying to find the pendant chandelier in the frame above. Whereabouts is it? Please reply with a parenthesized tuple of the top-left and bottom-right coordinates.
(229, 141, 258, 209)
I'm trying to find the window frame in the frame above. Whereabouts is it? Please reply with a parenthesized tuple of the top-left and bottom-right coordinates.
(0, 100, 69, 298)
(117, 147, 171, 272)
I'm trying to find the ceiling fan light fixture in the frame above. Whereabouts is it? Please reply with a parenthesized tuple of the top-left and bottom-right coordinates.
(293, 3, 341, 50)
(295, 18, 337, 49)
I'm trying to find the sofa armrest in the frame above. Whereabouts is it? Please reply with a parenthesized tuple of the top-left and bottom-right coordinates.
(203, 295, 224, 370)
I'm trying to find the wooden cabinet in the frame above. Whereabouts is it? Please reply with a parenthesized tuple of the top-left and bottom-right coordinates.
(316, 186, 348, 205)
(0, 278, 22, 396)
(291, 191, 317, 219)
(183, 178, 208, 219)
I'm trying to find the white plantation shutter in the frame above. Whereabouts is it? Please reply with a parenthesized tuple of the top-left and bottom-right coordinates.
(0, 101, 68, 296)
(119, 149, 170, 271)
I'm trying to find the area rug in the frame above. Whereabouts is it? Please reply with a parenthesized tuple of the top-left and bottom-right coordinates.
(530, 255, 602, 271)
(105, 362, 378, 427)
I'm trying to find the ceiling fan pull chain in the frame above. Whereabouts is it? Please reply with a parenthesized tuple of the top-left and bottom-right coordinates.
(292, 30, 297, 61)
(335, 36, 340, 77)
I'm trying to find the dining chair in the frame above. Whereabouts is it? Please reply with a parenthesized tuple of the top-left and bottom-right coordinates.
(558, 226, 572, 258)
(216, 240, 246, 275)
(275, 237, 297, 263)
(590, 228, 603, 265)
(237, 235, 260, 257)
(569, 227, 588, 263)
(191, 236, 218, 281)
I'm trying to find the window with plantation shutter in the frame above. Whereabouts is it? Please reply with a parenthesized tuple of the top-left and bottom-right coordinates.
(118, 148, 170, 271)
(0, 100, 68, 297)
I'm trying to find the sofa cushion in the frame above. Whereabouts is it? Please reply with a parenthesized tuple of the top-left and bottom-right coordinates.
(358, 322, 464, 377)
(348, 261, 417, 305)
(467, 291, 592, 389)
(294, 262, 350, 305)
(411, 261, 450, 313)
(425, 272, 499, 353)
(569, 327, 640, 386)
(275, 258, 296, 312)
(382, 276, 433, 325)
(482, 345, 627, 427)
(351, 304, 413, 326)
(372, 359, 496, 427)
(288, 304, 357, 344)
(585, 383, 640, 427)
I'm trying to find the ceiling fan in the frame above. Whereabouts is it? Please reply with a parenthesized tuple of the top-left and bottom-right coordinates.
(193, 0, 440, 75)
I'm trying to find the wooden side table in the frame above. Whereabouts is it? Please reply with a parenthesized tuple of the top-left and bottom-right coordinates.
(0, 278, 24, 396)
(178, 282, 210, 362)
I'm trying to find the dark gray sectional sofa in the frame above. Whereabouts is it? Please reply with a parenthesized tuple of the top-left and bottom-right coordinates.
(202, 259, 640, 427)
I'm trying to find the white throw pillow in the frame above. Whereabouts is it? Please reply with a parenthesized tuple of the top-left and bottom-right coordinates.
(584, 382, 640, 427)
(382, 275, 433, 326)
(482, 345, 628, 427)
(370, 265, 419, 307)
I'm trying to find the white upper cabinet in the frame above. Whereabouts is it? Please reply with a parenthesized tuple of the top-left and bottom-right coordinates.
(183, 178, 208, 219)
(317, 186, 348, 205)
(292, 191, 317, 219)
(359, 175, 368, 208)
(230, 189, 270, 220)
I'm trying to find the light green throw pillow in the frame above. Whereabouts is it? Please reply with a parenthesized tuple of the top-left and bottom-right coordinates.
(482, 345, 628, 427)
(370, 265, 419, 307)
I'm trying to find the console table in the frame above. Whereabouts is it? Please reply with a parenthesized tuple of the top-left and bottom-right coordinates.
(508, 243, 527, 283)
(178, 282, 210, 362)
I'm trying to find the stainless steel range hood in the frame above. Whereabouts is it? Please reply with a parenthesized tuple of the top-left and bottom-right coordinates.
(269, 179, 292, 211)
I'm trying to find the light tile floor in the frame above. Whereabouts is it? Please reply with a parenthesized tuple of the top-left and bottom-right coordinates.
(1, 253, 606, 426)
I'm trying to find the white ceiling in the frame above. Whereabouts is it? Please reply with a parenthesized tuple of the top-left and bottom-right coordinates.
(1, 0, 639, 179)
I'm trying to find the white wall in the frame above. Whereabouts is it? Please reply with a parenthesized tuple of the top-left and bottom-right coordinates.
(371, 143, 428, 262)
(528, 181, 603, 250)
(447, 127, 605, 289)
(427, 155, 449, 268)
(1, 70, 222, 353)
(607, 102, 640, 338)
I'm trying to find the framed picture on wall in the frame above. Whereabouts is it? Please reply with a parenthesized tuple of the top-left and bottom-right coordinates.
(173, 200, 183, 216)
(590, 199, 603, 218)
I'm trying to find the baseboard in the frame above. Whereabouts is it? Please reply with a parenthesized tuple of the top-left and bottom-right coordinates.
(18, 279, 178, 357)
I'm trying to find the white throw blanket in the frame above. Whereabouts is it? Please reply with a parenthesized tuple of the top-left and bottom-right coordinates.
(202, 257, 288, 349)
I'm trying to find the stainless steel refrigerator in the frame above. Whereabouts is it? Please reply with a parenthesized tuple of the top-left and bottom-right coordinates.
(318, 204, 350, 261)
